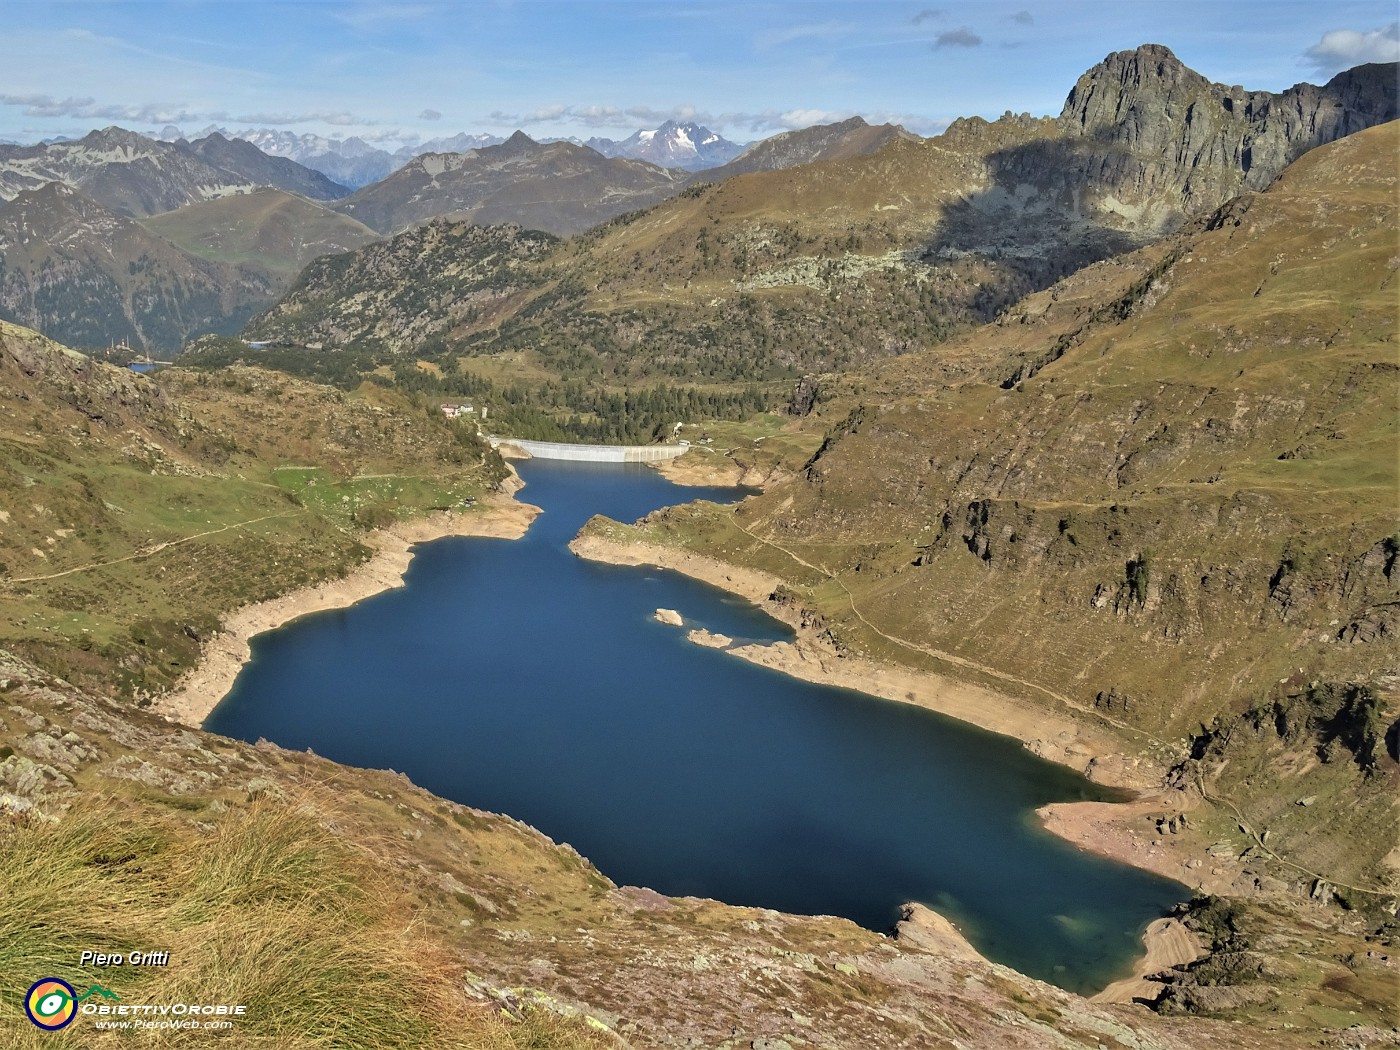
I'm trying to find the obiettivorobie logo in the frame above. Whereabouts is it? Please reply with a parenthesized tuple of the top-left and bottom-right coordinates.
(24, 979, 120, 1031)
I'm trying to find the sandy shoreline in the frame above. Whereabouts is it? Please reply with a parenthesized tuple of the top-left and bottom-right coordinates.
(155, 487, 540, 727)
(567, 532, 1161, 791)
(568, 529, 1222, 1001)
(1090, 917, 1206, 1004)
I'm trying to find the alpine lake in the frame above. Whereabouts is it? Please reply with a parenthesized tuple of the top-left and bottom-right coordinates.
(205, 459, 1187, 994)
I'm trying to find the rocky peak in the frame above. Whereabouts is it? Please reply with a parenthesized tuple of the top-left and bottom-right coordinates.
(1060, 44, 1211, 131)
(826, 115, 870, 132)
(82, 126, 158, 152)
(1050, 44, 1398, 225)
(499, 130, 539, 152)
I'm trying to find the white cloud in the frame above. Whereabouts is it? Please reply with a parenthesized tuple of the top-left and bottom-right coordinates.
(234, 110, 369, 127)
(0, 93, 216, 125)
(0, 92, 376, 129)
(419, 108, 442, 120)
(333, 3, 443, 29)
(1303, 23, 1400, 77)
(488, 103, 705, 130)
(482, 102, 944, 138)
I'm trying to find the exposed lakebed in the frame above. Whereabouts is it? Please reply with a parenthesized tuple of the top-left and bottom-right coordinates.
(205, 459, 1185, 993)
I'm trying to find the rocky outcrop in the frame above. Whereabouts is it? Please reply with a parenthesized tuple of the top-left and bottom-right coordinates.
(686, 628, 732, 649)
(1057, 44, 1398, 229)
(0, 318, 167, 423)
(243, 220, 554, 352)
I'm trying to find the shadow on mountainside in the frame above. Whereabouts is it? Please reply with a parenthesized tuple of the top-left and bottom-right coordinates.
(917, 129, 1161, 323)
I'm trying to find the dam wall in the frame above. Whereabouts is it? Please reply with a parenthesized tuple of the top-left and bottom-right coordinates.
(490, 438, 689, 463)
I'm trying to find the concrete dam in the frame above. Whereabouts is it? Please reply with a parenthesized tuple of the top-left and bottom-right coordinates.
(489, 437, 690, 463)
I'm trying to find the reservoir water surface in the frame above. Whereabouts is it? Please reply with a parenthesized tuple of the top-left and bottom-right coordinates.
(205, 459, 1186, 994)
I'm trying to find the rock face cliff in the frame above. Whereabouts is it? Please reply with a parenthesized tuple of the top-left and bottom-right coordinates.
(1055, 44, 1398, 229)
(930, 46, 1396, 310)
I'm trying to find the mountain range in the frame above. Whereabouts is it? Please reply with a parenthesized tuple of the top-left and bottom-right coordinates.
(158, 121, 748, 187)
(163, 126, 509, 189)
(584, 120, 746, 170)
(2, 47, 1394, 360)
(0, 114, 905, 350)
(0, 127, 348, 215)
(245, 46, 1398, 382)
(331, 130, 688, 236)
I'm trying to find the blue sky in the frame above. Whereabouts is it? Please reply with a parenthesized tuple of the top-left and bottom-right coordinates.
(2, 1, 1397, 145)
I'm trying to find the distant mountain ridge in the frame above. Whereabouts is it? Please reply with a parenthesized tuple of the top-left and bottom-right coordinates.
(585, 121, 746, 170)
(171, 127, 507, 190)
(175, 132, 349, 201)
(332, 130, 686, 236)
(693, 116, 917, 181)
(160, 122, 747, 186)
(0, 126, 349, 215)
(244, 47, 1398, 386)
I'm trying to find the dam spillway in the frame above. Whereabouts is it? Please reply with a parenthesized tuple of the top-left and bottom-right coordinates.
(490, 437, 690, 463)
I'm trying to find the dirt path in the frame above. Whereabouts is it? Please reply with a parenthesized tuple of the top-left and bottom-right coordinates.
(4, 512, 302, 584)
(729, 513, 1162, 741)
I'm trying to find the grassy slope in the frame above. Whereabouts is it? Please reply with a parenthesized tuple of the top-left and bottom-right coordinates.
(142, 189, 380, 282)
(0, 320, 506, 700)
(586, 124, 1399, 895)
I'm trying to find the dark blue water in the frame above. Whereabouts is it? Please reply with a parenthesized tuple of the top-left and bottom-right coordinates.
(205, 459, 1186, 993)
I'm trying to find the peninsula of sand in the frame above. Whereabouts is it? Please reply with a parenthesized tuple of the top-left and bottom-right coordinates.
(567, 530, 1156, 787)
(156, 486, 540, 727)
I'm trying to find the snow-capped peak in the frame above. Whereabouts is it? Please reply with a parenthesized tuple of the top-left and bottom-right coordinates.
(585, 121, 746, 172)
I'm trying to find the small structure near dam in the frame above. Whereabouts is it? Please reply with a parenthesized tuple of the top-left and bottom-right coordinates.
(488, 437, 690, 463)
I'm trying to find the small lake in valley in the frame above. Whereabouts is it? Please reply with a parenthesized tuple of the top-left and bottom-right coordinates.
(204, 458, 1186, 994)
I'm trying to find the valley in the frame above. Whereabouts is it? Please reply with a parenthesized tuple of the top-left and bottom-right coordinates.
(0, 21, 1395, 1050)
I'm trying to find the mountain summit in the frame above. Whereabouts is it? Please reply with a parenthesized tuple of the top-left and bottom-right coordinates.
(586, 121, 745, 171)
(1057, 43, 1398, 221)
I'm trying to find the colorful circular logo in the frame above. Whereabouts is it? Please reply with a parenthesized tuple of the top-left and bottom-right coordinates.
(25, 978, 77, 1030)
